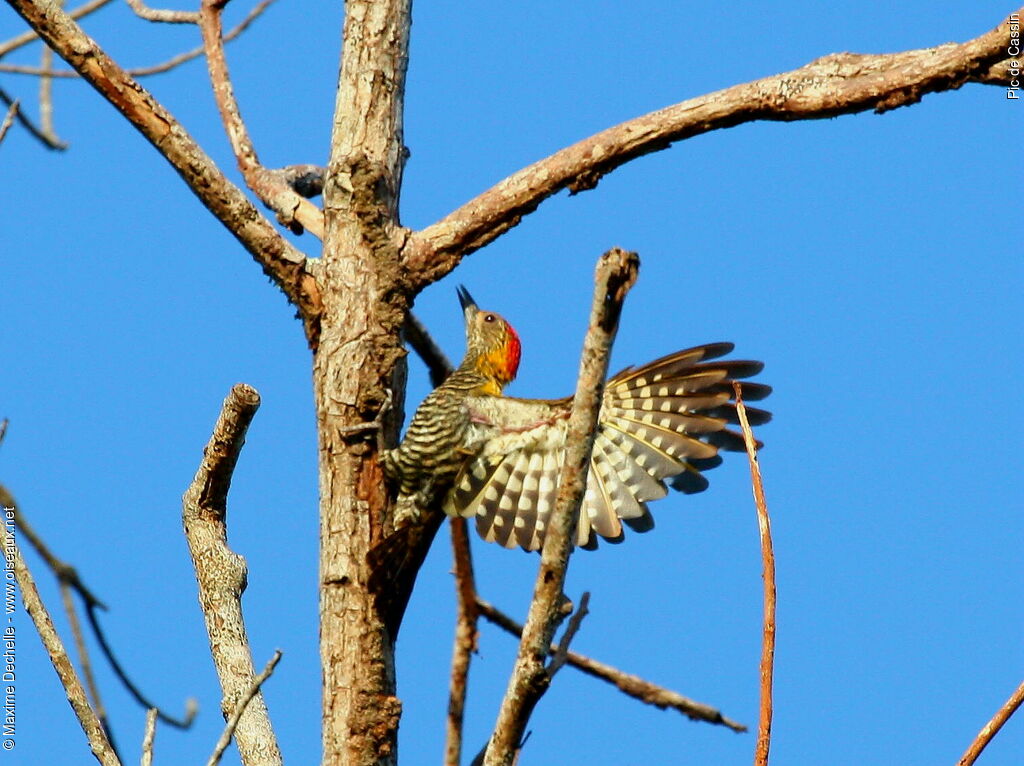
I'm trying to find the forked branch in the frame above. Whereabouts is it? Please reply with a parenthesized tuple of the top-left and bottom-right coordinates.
(483, 247, 639, 765)
(475, 597, 746, 732)
(182, 384, 282, 766)
(404, 9, 1021, 289)
(4, 0, 321, 340)
(2, 518, 119, 765)
(198, 0, 325, 238)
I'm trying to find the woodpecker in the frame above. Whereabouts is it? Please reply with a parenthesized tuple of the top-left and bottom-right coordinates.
(383, 286, 770, 550)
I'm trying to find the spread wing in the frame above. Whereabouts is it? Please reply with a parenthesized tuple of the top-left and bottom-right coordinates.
(443, 342, 771, 550)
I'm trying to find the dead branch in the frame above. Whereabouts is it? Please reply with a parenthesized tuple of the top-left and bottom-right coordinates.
(140, 709, 157, 766)
(403, 311, 454, 388)
(445, 517, 479, 766)
(5, 0, 320, 340)
(475, 597, 746, 732)
(483, 247, 639, 766)
(183, 383, 282, 766)
(198, 0, 325, 237)
(2, 515, 119, 765)
(0, 86, 65, 148)
(403, 9, 1021, 289)
(957, 679, 1024, 766)
(0, 0, 276, 79)
(265, 163, 325, 199)
(125, 0, 197, 24)
(0, 98, 17, 143)
(547, 592, 590, 678)
(59, 580, 116, 752)
(0, 0, 112, 57)
(1, 484, 196, 730)
(207, 651, 283, 766)
(734, 382, 776, 766)
(37, 40, 62, 145)
(131, 0, 275, 76)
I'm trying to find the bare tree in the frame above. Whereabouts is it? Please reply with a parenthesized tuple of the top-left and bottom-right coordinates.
(2, 3, 1020, 766)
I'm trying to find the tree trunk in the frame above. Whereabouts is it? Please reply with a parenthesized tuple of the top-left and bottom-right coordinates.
(316, 2, 412, 765)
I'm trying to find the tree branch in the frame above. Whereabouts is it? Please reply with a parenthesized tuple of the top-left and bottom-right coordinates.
(957, 679, 1024, 766)
(0, 98, 18, 144)
(140, 709, 157, 766)
(0, 0, 277, 79)
(483, 247, 639, 766)
(403, 9, 1021, 289)
(3, 0, 321, 342)
(734, 382, 776, 766)
(59, 580, 117, 754)
(125, 0, 197, 24)
(403, 311, 453, 387)
(198, 0, 325, 238)
(546, 591, 589, 679)
(2, 484, 196, 730)
(444, 517, 479, 766)
(475, 597, 746, 732)
(207, 651, 284, 766)
(0, 86, 66, 149)
(183, 384, 282, 766)
(0, 0, 112, 58)
(2, 513, 119, 765)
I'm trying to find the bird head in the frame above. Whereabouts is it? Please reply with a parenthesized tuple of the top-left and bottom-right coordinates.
(457, 285, 521, 387)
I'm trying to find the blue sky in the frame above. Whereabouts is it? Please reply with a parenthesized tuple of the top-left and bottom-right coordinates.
(2, 2, 1021, 764)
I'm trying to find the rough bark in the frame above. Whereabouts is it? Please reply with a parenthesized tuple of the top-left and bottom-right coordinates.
(484, 248, 639, 765)
(315, 2, 412, 765)
(183, 384, 282, 766)
(403, 9, 1021, 287)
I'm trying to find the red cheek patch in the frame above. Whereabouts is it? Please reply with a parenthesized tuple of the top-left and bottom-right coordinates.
(504, 325, 522, 380)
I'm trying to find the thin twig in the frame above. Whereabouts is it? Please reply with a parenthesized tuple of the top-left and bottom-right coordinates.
(403, 312, 454, 387)
(0, 0, 113, 58)
(130, 0, 275, 77)
(475, 596, 746, 732)
(0, 99, 18, 144)
(734, 382, 776, 766)
(0, 0, 277, 79)
(37, 27, 62, 145)
(82, 601, 199, 728)
(59, 580, 117, 753)
(124, 0, 198, 23)
(547, 592, 590, 678)
(484, 248, 639, 766)
(198, 0, 324, 238)
(2, 516, 119, 765)
(0, 86, 66, 149)
(140, 709, 157, 766)
(183, 384, 283, 766)
(3, 486, 196, 729)
(404, 9, 1021, 289)
(445, 517, 479, 766)
(5, 0, 317, 334)
(957, 679, 1024, 766)
(207, 651, 283, 766)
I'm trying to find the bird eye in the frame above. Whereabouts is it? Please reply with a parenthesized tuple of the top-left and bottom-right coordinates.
(483, 314, 495, 323)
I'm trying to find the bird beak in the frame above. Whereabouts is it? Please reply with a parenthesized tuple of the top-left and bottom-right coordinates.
(456, 285, 478, 314)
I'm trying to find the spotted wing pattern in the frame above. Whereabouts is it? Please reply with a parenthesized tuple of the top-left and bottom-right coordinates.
(443, 343, 771, 550)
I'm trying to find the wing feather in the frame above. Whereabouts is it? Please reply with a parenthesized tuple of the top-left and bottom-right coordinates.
(444, 343, 769, 551)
